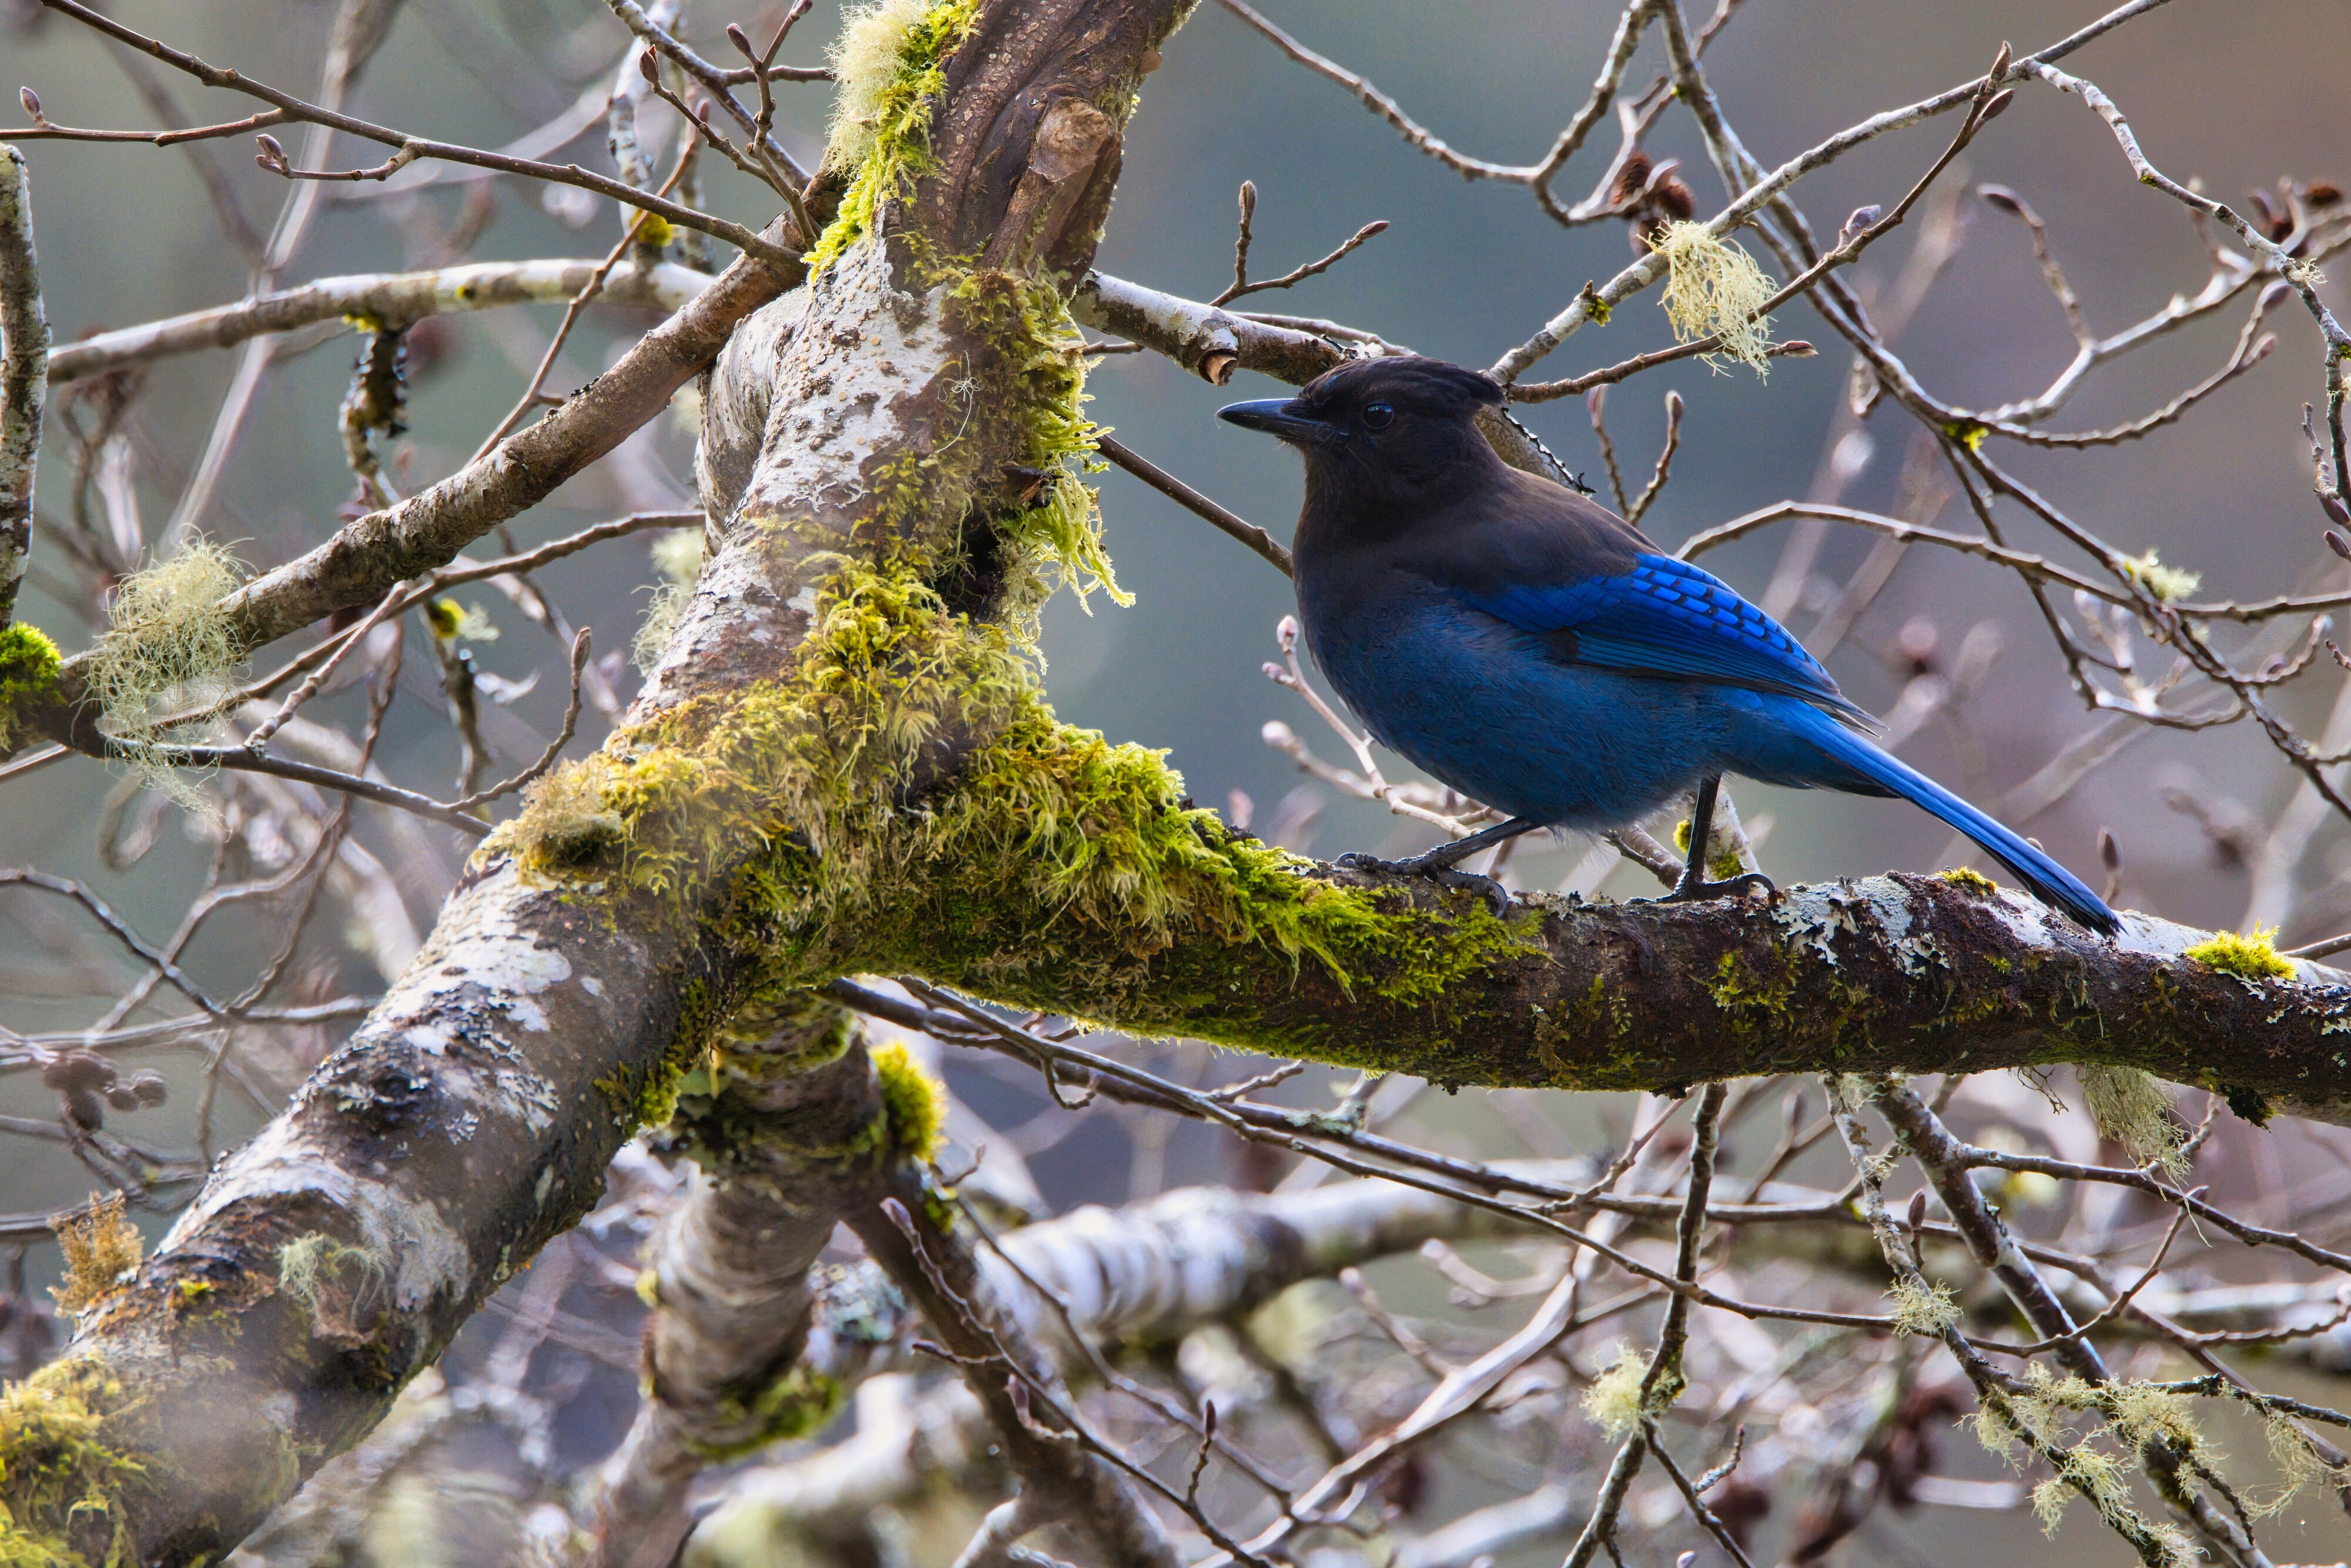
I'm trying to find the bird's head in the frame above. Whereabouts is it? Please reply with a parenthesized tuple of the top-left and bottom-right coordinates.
(1218, 356, 1506, 507)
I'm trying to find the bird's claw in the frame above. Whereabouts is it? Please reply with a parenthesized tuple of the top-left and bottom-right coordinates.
(1335, 852, 1514, 919)
(1640, 869, 1779, 907)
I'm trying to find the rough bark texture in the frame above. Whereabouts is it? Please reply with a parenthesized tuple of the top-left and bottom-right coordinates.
(44, 258, 712, 387)
(9, 2, 2350, 1562)
(0, 143, 45, 629)
(0, 3, 1188, 1562)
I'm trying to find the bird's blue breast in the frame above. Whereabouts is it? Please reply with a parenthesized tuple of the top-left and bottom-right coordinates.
(1299, 574, 1752, 828)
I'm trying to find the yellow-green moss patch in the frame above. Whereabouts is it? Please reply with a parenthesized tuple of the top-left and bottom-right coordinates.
(870, 1041, 946, 1163)
(1939, 866, 1997, 897)
(0, 623, 59, 755)
(0, 1360, 148, 1568)
(2182, 925, 2293, 981)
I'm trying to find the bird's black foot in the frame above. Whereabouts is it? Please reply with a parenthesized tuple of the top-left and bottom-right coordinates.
(1640, 868, 1779, 907)
(1336, 851, 1514, 919)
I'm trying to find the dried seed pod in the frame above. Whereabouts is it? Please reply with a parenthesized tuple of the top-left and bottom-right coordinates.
(40, 1050, 116, 1095)
(1607, 150, 1653, 209)
(103, 1085, 142, 1113)
(63, 1088, 106, 1132)
(1653, 172, 1695, 222)
(2308, 180, 2344, 208)
(126, 1071, 169, 1108)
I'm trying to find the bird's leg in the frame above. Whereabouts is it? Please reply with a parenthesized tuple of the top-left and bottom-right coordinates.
(1336, 816, 1542, 917)
(1646, 773, 1776, 906)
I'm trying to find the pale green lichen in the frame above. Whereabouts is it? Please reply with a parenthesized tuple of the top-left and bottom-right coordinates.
(277, 1234, 385, 1324)
(2182, 924, 2293, 981)
(1579, 1344, 1654, 1439)
(87, 541, 246, 810)
(0, 623, 61, 755)
(1884, 1276, 1959, 1337)
(2121, 550, 2201, 603)
(1652, 220, 1776, 374)
(633, 528, 706, 675)
(2081, 1066, 2189, 1179)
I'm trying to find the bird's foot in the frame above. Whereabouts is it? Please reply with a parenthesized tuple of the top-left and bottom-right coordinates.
(1335, 851, 1513, 919)
(1639, 868, 1779, 908)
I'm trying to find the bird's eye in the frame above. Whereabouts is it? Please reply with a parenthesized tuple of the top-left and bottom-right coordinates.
(1361, 401, 1395, 430)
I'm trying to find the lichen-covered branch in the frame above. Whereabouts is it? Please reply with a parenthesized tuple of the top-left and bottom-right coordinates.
(0, 143, 46, 629)
(585, 1011, 892, 1568)
(1, 236, 796, 759)
(43, 257, 712, 387)
(689, 1158, 1594, 1565)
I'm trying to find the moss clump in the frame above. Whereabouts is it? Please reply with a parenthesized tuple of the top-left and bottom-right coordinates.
(491, 759, 625, 869)
(1672, 816, 1745, 881)
(2182, 924, 2293, 981)
(0, 1360, 148, 1568)
(693, 1366, 846, 1459)
(0, 624, 61, 755)
(870, 1041, 946, 1163)
(86, 540, 246, 810)
(1939, 866, 1997, 897)
(2120, 549, 2201, 604)
(1652, 220, 1776, 374)
(809, 0, 986, 273)
(48, 1192, 140, 1319)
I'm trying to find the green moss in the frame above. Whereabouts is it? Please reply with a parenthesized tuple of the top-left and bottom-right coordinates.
(870, 1041, 946, 1163)
(1709, 951, 1797, 1040)
(1673, 816, 1745, 881)
(0, 1359, 148, 1568)
(808, 0, 986, 273)
(1940, 867, 1997, 897)
(2182, 926, 2293, 981)
(692, 1367, 846, 1460)
(0, 624, 60, 755)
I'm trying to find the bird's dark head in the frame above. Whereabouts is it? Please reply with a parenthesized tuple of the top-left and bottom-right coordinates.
(1218, 356, 1507, 508)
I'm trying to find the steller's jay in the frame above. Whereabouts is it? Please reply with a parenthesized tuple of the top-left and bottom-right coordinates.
(1218, 356, 2118, 934)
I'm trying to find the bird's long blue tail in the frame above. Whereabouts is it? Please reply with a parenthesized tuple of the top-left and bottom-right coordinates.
(1791, 708, 2119, 934)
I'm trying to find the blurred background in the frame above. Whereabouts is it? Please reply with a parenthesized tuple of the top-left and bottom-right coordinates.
(4, 2, 2351, 1564)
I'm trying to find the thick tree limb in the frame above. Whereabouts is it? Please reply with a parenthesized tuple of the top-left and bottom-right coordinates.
(0, 4, 1187, 1561)
(44, 258, 712, 386)
(0, 143, 45, 628)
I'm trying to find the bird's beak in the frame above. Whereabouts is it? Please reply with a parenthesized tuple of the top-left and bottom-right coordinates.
(1217, 397, 1339, 447)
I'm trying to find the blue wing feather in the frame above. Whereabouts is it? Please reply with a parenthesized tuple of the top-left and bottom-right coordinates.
(1462, 554, 1876, 725)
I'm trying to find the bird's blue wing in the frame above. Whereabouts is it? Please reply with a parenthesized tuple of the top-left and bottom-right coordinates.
(1461, 553, 1876, 725)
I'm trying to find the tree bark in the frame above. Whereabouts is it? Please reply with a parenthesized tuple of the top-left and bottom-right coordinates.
(8, 1, 2350, 1563)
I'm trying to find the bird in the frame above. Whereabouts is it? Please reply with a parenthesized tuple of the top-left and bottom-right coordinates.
(1217, 354, 2118, 934)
